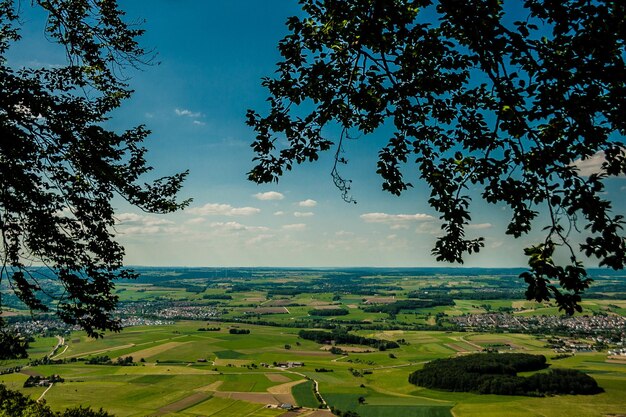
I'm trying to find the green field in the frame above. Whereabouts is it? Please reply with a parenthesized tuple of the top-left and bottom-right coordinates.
(1, 321, 625, 417)
(3, 269, 626, 416)
(291, 380, 320, 408)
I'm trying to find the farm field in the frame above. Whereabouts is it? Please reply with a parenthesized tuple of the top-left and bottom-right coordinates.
(100, 267, 626, 327)
(3, 268, 626, 416)
(2, 321, 626, 417)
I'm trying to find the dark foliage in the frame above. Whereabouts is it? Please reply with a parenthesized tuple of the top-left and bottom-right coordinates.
(229, 328, 251, 334)
(197, 327, 221, 331)
(0, 384, 112, 416)
(299, 328, 399, 349)
(309, 308, 350, 316)
(0, 328, 29, 359)
(248, 0, 626, 314)
(330, 406, 361, 417)
(85, 355, 132, 366)
(23, 374, 64, 388)
(408, 289, 525, 300)
(0, 0, 189, 346)
(409, 352, 602, 396)
(202, 294, 233, 300)
(362, 298, 454, 315)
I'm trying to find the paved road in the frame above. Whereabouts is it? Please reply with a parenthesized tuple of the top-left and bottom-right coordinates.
(37, 383, 54, 402)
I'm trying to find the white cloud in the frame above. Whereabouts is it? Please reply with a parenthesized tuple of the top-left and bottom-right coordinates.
(187, 203, 260, 216)
(116, 212, 174, 226)
(387, 234, 398, 240)
(282, 223, 306, 231)
(467, 223, 492, 230)
(192, 120, 206, 126)
(120, 226, 163, 235)
(26, 60, 63, 69)
(572, 151, 606, 177)
(335, 230, 354, 237)
(415, 222, 440, 235)
(572, 150, 625, 178)
(294, 211, 314, 217)
(273, 211, 285, 216)
(54, 207, 75, 218)
(185, 217, 206, 225)
(298, 199, 317, 207)
(254, 191, 284, 201)
(174, 108, 203, 118)
(490, 240, 504, 249)
(361, 212, 435, 224)
(209, 221, 269, 232)
(115, 212, 178, 235)
(246, 234, 274, 245)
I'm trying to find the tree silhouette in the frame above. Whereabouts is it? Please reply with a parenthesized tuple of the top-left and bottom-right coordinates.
(248, 0, 626, 313)
(0, 0, 189, 350)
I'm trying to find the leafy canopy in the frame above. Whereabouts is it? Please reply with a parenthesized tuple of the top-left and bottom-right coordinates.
(0, 0, 188, 345)
(247, 0, 626, 314)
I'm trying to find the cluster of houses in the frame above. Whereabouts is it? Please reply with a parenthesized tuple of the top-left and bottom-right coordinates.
(451, 312, 626, 335)
(258, 361, 304, 368)
(23, 374, 64, 388)
(266, 403, 296, 411)
(8, 316, 172, 337)
(608, 348, 626, 356)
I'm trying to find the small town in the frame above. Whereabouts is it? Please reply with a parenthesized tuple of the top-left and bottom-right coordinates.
(451, 312, 626, 337)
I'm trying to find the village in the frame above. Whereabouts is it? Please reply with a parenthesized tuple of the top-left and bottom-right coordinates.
(451, 312, 626, 338)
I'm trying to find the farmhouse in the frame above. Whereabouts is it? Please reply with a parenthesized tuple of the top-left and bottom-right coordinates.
(275, 361, 304, 368)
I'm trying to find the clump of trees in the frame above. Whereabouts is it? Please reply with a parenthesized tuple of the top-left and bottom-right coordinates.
(197, 327, 221, 332)
(202, 294, 233, 300)
(298, 329, 399, 350)
(86, 356, 113, 365)
(309, 308, 350, 316)
(362, 299, 454, 315)
(329, 407, 361, 417)
(23, 374, 64, 388)
(330, 346, 344, 355)
(409, 353, 602, 396)
(86, 355, 134, 366)
(229, 328, 251, 335)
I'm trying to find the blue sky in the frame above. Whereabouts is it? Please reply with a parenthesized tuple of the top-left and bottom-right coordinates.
(10, 1, 626, 267)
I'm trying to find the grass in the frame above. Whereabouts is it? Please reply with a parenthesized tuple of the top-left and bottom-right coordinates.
(217, 373, 280, 392)
(131, 374, 176, 384)
(214, 350, 245, 359)
(184, 397, 278, 417)
(4, 277, 624, 417)
(356, 405, 453, 417)
(291, 380, 320, 408)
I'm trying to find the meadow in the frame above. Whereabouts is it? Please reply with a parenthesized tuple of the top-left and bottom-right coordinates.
(2, 322, 625, 417)
(2, 268, 626, 417)
(108, 267, 626, 326)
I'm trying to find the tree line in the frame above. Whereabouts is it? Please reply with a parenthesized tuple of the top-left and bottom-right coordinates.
(309, 308, 350, 316)
(362, 299, 455, 315)
(409, 353, 602, 396)
(298, 329, 399, 350)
